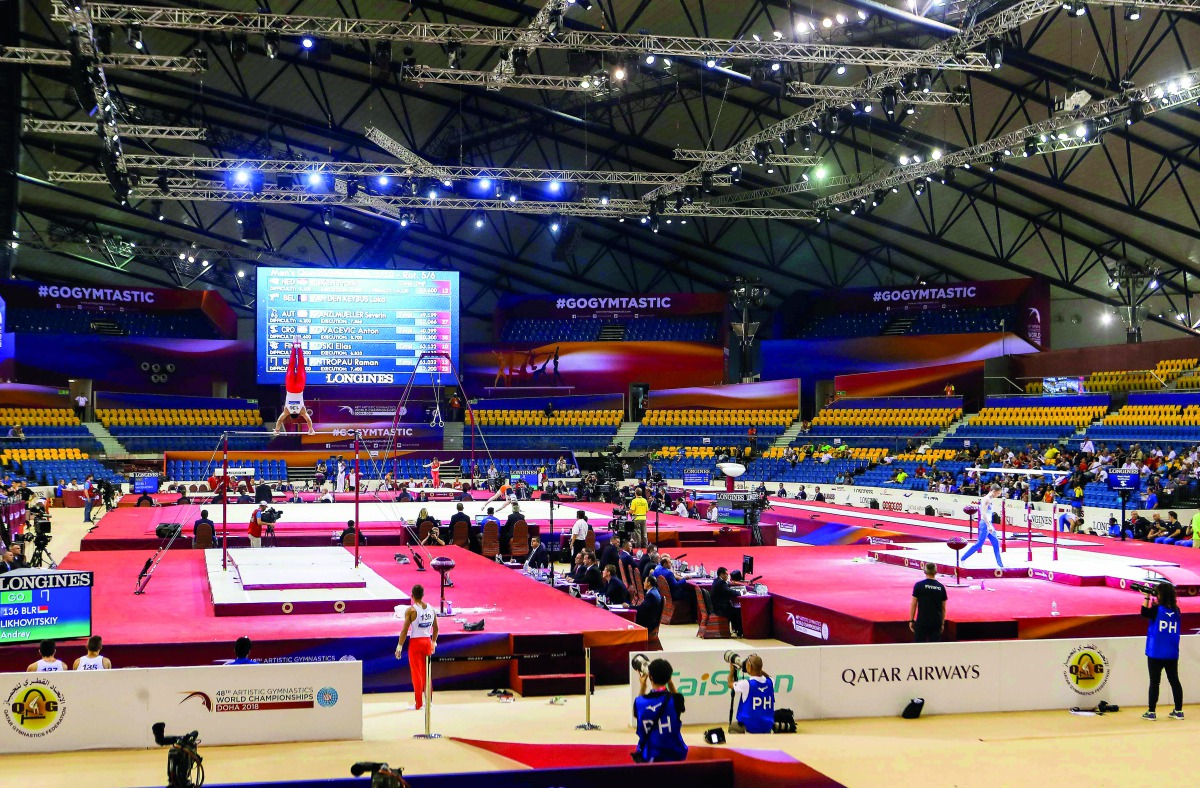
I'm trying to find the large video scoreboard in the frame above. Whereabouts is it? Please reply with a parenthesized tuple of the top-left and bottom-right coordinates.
(256, 268, 459, 386)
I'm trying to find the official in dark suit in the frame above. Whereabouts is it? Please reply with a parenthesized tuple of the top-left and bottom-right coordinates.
(711, 567, 742, 636)
(255, 480, 274, 504)
(601, 564, 629, 604)
(635, 577, 663, 629)
(525, 535, 550, 570)
(618, 540, 638, 573)
(638, 545, 659, 580)
(582, 550, 603, 591)
(598, 533, 621, 573)
(503, 504, 525, 554)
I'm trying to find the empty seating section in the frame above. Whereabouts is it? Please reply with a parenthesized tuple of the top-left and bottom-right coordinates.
(457, 456, 567, 478)
(500, 318, 602, 343)
(804, 403, 959, 448)
(99, 407, 266, 452)
(167, 459, 288, 481)
(0, 408, 79, 426)
(1083, 359, 1197, 393)
(1074, 396, 1200, 449)
(500, 316, 720, 343)
(798, 313, 888, 339)
(8, 307, 221, 339)
(944, 399, 1105, 445)
(2, 448, 88, 462)
(468, 410, 621, 451)
(798, 307, 1016, 339)
(624, 316, 719, 342)
(10, 459, 122, 486)
(97, 407, 261, 427)
(631, 409, 796, 450)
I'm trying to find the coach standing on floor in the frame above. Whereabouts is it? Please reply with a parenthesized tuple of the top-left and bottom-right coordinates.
(1142, 582, 1184, 720)
(910, 562, 947, 642)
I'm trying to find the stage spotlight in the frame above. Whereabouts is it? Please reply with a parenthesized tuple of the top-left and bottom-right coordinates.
(836, 13, 848, 24)
(375, 174, 391, 190)
(858, 10, 869, 20)
(674, 193, 685, 211)
(940, 165, 955, 184)
(613, 64, 627, 80)
(650, 218, 660, 233)
(989, 151, 1003, 171)
(447, 42, 463, 70)
(706, 57, 717, 68)
(152, 200, 164, 221)
(126, 25, 144, 50)
(750, 65, 765, 88)
(506, 185, 519, 203)
(770, 62, 781, 73)
(1074, 2, 1087, 16)
(801, 129, 813, 150)
(599, 185, 611, 205)
(700, 172, 714, 192)
(548, 179, 562, 194)
(306, 171, 327, 190)
(227, 168, 262, 192)
(1127, 99, 1146, 124)
(549, 215, 562, 233)
(322, 208, 332, 226)
(577, 0, 593, 9)
(237, 269, 246, 278)
(1149, 277, 1159, 289)
(930, 148, 943, 160)
(478, 178, 492, 191)
(372, 40, 391, 72)
(918, 70, 933, 93)
(474, 213, 486, 229)
(835, 61, 847, 75)
(301, 36, 315, 50)
(645, 54, 656, 65)
(230, 33, 248, 62)
(898, 154, 910, 165)
(345, 178, 358, 198)
(1024, 136, 1038, 156)
(400, 213, 411, 228)
(427, 184, 439, 200)
(653, 196, 665, 216)
(822, 17, 834, 28)
(265, 32, 280, 59)
(1076, 119, 1096, 138)
(986, 38, 1003, 69)
(1124, 4, 1141, 19)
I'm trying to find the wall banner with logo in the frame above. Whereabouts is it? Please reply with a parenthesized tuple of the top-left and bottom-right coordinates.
(630, 636, 1200, 724)
(0, 661, 362, 753)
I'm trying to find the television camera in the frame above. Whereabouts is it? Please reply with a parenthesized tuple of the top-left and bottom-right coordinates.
(631, 653, 651, 676)
(350, 761, 410, 788)
(19, 515, 55, 568)
(152, 722, 203, 788)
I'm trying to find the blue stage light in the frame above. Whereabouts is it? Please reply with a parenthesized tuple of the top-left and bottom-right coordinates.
(233, 169, 251, 186)
(301, 36, 315, 49)
(479, 178, 492, 190)
(306, 171, 326, 189)
(549, 179, 562, 193)
(377, 175, 389, 187)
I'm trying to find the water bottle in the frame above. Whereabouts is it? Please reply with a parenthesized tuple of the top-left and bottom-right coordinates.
(446, 601, 453, 615)
(1051, 601, 1059, 616)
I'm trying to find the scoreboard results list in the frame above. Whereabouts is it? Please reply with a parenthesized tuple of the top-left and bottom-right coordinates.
(256, 269, 460, 386)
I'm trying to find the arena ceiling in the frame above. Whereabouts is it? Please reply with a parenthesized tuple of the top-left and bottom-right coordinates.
(6, 0, 1200, 338)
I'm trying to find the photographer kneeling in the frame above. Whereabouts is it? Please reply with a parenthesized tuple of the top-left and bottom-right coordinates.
(729, 654, 775, 734)
(633, 658, 688, 763)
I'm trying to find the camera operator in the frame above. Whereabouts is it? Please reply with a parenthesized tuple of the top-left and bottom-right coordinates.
(729, 654, 775, 733)
(633, 658, 688, 763)
(248, 503, 268, 548)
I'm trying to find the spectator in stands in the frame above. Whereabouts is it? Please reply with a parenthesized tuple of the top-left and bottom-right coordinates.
(73, 635, 112, 670)
(543, 401, 556, 419)
(1156, 512, 1189, 545)
(74, 392, 89, 422)
(602, 565, 629, 604)
(27, 640, 66, 672)
(525, 535, 549, 570)
(555, 456, 568, 476)
(7, 423, 23, 440)
(1080, 437, 1096, 455)
(229, 636, 257, 665)
(944, 382, 955, 397)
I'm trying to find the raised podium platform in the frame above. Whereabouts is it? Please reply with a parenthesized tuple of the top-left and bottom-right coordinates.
(205, 547, 410, 616)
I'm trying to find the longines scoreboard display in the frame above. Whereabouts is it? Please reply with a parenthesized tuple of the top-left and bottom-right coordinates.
(0, 570, 93, 643)
(256, 268, 459, 386)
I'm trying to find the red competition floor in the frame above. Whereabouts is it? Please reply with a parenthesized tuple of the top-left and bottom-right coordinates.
(679, 542, 1200, 645)
(0, 546, 646, 679)
(80, 501, 768, 550)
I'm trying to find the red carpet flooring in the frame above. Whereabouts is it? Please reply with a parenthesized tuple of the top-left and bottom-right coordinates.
(675, 544, 1200, 644)
(0, 546, 645, 674)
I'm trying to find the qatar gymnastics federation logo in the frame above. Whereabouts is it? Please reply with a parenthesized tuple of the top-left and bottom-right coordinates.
(317, 687, 339, 708)
(4, 681, 66, 737)
(1063, 645, 1109, 696)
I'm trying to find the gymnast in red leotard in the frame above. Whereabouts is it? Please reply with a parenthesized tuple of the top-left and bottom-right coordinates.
(273, 342, 315, 435)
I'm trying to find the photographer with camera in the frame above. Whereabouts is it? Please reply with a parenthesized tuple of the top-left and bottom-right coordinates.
(632, 657, 688, 763)
(728, 653, 775, 733)
(1141, 581, 1184, 720)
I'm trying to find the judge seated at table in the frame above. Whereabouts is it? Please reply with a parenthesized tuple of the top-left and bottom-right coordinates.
(601, 564, 629, 604)
(652, 556, 687, 600)
(635, 576, 663, 628)
(711, 567, 743, 637)
(525, 535, 550, 570)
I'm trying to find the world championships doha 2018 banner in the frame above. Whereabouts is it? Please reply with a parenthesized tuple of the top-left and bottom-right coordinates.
(631, 636, 1200, 724)
(0, 661, 362, 753)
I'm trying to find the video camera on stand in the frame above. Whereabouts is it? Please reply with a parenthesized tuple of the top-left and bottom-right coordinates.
(350, 761, 409, 788)
(152, 722, 203, 788)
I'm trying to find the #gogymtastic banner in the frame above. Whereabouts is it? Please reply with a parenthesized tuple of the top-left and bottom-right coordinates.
(497, 291, 726, 321)
(461, 341, 725, 396)
(271, 421, 442, 451)
(0, 281, 238, 339)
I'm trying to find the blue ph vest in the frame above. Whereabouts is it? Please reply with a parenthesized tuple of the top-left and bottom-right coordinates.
(1147, 604, 1182, 660)
(736, 676, 776, 733)
(634, 692, 688, 762)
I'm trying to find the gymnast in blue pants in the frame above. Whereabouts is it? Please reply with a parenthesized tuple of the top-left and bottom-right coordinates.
(962, 493, 1004, 567)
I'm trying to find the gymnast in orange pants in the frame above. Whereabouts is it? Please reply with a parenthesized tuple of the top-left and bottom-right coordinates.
(396, 584, 439, 710)
(273, 342, 315, 434)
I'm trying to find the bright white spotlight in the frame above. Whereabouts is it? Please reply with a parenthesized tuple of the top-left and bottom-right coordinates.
(306, 171, 325, 188)
(549, 179, 562, 193)
(822, 17, 833, 28)
(233, 169, 251, 186)
(377, 175, 389, 187)
(614, 66, 626, 80)
(931, 149, 943, 160)
(428, 187, 438, 200)
(301, 36, 315, 49)
(644, 54, 655, 65)
(835, 13, 847, 24)
(237, 270, 246, 278)
(479, 178, 492, 190)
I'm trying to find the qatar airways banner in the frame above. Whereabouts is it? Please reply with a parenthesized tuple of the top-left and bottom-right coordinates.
(498, 291, 726, 320)
(0, 281, 238, 338)
(633, 636, 1200, 723)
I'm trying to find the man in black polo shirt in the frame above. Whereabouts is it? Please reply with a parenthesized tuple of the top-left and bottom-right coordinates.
(909, 562, 948, 642)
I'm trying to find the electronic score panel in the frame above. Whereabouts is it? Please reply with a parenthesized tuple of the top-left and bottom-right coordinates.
(0, 570, 93, 643)
(256, 269, 459, 386)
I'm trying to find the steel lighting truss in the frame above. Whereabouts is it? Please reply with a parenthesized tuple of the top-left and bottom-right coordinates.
(402, 66, 600, 92)
(23, 119, 207, 139)
(488, 0, 572, 89)
(49, 173, 816, 220)
(672, 149, 822, 168)
(110, 154, 735, 187)
(706, 174, 870, 206)
(813, 67, 1200, 208)
(364, 126, 456, 182)
(61, 2, 993, 70)
(0, 46, 205, 72)
(785, 83, 970, 105)
(641, 0, 1068, 201)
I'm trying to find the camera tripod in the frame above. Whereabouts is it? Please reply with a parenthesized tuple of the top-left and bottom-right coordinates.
(28, 540, 58, 569)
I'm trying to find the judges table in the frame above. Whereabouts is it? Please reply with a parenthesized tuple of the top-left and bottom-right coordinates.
(686, 578, 772, 639)
(61, 489, 86, 508)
